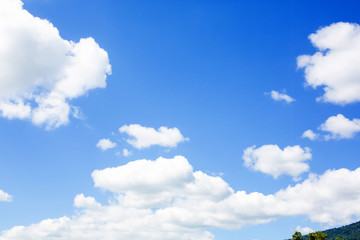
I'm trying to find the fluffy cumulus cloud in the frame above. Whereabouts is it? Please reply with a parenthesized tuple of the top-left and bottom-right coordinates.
(243, 145, 311, 179)
(302, 129, 319, 140)
(2, 156, 360, 239)
(276, 167, 360, 225)
(297, 22, 360, 105)
(0, 189, 12, 202)
(303, 114, 360, 140)
(96, 138, 117, 151)
(0, 0, 111, 129)
(320, 114, 360, 140)
(73, 194, 101, 209)
(119, 124, 189, 149)
(268, 90, 295, 103)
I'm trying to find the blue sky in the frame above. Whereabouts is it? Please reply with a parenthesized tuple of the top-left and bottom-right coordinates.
(1, 0, 360, 239)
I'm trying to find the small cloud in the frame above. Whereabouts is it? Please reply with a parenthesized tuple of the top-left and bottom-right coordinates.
(0, 189, 12, 202)
(320, 114, 360, 140)
(302, 129, 319, 140)
(303, 114, 360, 141)
(74, 194, 101, 209)
(96, 138, 117, 151)
(122, 148, 131, 157)
(267, 90, 295, 103)
(296, 226, 314, 235)
(243, 144, 311, 180)
(71, 106, 85, 120)
(119, 124, 189, 149)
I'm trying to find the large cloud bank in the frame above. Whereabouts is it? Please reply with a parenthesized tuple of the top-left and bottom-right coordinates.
(1, 156, 360, 240)
(0, 0, 111, 129)
(297, 22, 360, 105)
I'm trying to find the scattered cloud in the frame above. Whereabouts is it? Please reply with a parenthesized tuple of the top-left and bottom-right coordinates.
(2, 156, 360, 239)
(74, 193, 101, 209)
(297, 22, 360, 105)
(268, 90, 295, 103)
(0, 100, 31, 120)
(320, 114, 360, 140)
(0, 0, 111, 129)
(302, 129, 319, 140)
(122, 148, 131, 157)
(243, 145, 311, 180)
(295, 226, 314, 235)
(119, 124, 189, 149)
(0, 189, 12, 202)
(96, 138, 117, 151)
(303, 114, 360, 140)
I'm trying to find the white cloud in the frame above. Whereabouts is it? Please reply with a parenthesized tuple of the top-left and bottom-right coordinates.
(0, 0, 111, 129)
(96, 138, 117, 151)
(276, 167, 360, 225)
(297, 22, 360, 105)
(122, 148, 131, 157)
(74, 194, 101, 209)
(92, 156, 194, 197)
(243, 145, 311, 179)
(320, 114, 360, 140)
(268, 90, 295, 103)
(119, 124, 189, 149)
(303, 114, 360, 140)
(2, 156, 360, 239)
(0, 99, 31, 120)
(295, 226, 314, 235)
(302, 129, 319, 140)
(0, 189, 12, 202)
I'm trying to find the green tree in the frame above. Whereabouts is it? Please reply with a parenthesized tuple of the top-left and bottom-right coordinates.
(308, 231, 328, 240)
(292, 231, 303, 240)
(335, 237, 341, 240)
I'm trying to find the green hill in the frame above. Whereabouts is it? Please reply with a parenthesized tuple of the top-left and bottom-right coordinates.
(322, 221, 360, 240)
(288, 220, 360, 240)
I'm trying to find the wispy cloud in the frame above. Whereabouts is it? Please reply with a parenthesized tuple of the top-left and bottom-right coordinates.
(122, 148, 131, 157)
(267, 90, 295, 103)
